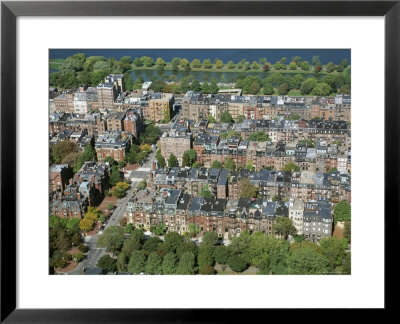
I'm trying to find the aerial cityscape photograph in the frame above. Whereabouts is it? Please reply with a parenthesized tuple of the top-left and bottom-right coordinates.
(48, 49, 351, 275)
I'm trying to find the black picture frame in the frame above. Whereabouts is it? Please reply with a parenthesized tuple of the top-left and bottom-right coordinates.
(1, 0, 397, 322)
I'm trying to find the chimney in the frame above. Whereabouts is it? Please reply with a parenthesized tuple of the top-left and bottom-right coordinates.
(150, 172, 153, 181)
(152, 161, 156, 171)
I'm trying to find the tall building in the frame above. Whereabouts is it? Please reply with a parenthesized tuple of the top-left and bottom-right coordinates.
(97, 83, 116, 110)
(147, 93, 174, 122)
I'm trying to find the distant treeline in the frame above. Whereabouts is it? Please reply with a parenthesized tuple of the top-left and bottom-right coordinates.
(49, 54, 351, 96)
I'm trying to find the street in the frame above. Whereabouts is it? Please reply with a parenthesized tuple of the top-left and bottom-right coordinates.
(68, 149, 156, 275)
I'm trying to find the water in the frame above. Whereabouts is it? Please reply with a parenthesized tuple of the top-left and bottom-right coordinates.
(49, 49, 350, 65)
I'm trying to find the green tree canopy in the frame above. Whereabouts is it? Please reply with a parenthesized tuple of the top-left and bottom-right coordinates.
(248, 131, 270, 142)
(161, 252, 177, 274)
(176, 252, 196, 274)
(51, 140, 79, 163)
(239, 179, 258, 198)
(286, 247, 329, 274)
(203, 232, 219, 246)
(300, 78, 318, 95)
(281, 162, 300, 172)
(272, 217, 297, 240)
(127, 250, 147, 274)
(211, 160, 223, 169)
(334, 201, 351, 224)
(145, 251, 163, 274)
(167, 153, 179, 167)
(96, 226, 125, 254)
(223, 157, 236, 172)
(227, 254, 248, 273)
(97, 254, 117, 274)
(200, 184, 214, 199)
(311, 83, 332, 96)
(220, 112, 234, 123)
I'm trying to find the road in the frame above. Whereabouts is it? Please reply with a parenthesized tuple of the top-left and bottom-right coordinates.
(68, 149, 156, 275)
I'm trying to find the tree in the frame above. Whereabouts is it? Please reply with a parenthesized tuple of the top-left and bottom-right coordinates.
(200, 184, 214, 199)
(145, 252, 163, 274)
(192, 162, 202, 168)
(97, 254, 116, 274)
(227, 255, 248, 273)
(314, 64, 322, 73)
(167, 153, 179, 167)
(311, 83, 332, 96)
(273, 217, 297, 239)
(189, 79, 201, 92)
(61, 152, 80, 170)
(301, 61, 310, 71)
(325, 61, 336, 73)
(151, 223, 166, 236)
(96, 226, 125, 254)
(227, 61, 235, 69)
(214, 246, 229, 264)
(176, 252, 196, 274)
(51, 140, 78, 163)
(289, 62, 297, 70)
(161, 252, 177, 274)
(176, 241, 198, 259)
(151, 79, 166, 92)
(286, 247, 329, 274)
(188, 223, 201, 237)
(208, 115, 216, 123)
(122, 230, 145, 254)
(137, 179, 147, 190)
(143, 236, 161, 254)
(116, 251, 130, 272)
(210, 160, 223, 169)
(263, 82, 274, 95)
(127, 250, 147, 274)
(262, 63, 270, 72)
(344, 221, 351, 242)
(209, 79, 219, 94)
(248, 81, 260, 95)
(156, 57, 166, 69)
(251, 61, 260, 69)
(133, 57, 143, 67)
(300, 78, 318, 95)
(237, 115, 246, 123)
(319, 237, 345, 270)
(191, 59, 202, 69)
(155, 149, 166, 168)
(215, 59, 224, 69)
(281, 162, 300, 172)
(84, 206, 101, 222)
(220, 112, 233, 123)
(239, 178, 258, 198)
(248, 131, 270, 142)
(198, 264, 216, 275)
(312, 56, 321, 66)
(223, 157, 236, 172)
(181, 149, 196, 167)
(278, 83, 289, 95)
(202, 59, 212, 69)
(164, 232, 183, 253)
(198, 250, 215, 267)
(334, 201, 351, 224)
(201, 81, 210, 94)
(79, 218, 94, 232)
(111, 181, 130, 198)
(203, 232, 219, 246)
(109, 166, 121, 187)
